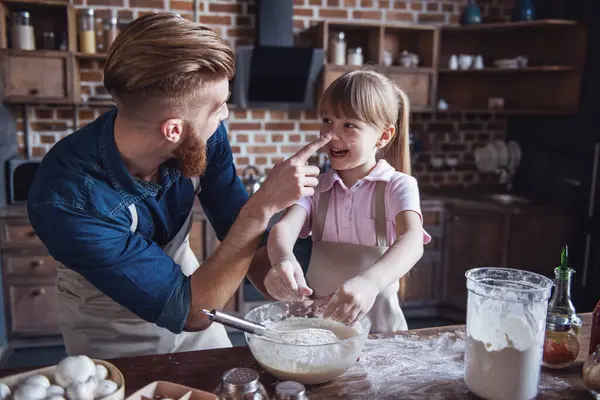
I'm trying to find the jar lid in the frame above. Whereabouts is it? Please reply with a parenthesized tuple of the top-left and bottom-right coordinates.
(275, 381, 307, 400)
(222, 367, 259, 392)
(546, 315, 572, 332)
(14, 11, 30, 18)
(83, 8, 95, 16)
(337, 31, 345, 40)
(103, 17, 118, 26)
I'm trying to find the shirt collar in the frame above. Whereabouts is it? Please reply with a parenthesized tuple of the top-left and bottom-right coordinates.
(98, 109, 181, 201)
(319, 159, 396, 192)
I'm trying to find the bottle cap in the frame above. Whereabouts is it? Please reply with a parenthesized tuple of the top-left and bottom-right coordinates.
(221, 367, 259, 393)
(275, 381, 308, 400)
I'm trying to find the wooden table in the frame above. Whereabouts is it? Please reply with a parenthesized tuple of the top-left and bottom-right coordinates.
(0, 314, 595, 399)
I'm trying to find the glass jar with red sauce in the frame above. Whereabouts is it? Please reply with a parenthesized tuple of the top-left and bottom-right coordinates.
(542, 315, 580, 369)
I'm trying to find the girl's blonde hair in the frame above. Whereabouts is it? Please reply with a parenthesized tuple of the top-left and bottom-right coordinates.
(319, 70, 411, 174)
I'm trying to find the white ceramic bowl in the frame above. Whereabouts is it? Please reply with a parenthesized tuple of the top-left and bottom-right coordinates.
(244, 300, 371, 385)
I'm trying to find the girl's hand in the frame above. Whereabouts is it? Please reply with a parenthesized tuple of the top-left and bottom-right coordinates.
(324, 276, 379, 325)
(264, 260, 313, 301)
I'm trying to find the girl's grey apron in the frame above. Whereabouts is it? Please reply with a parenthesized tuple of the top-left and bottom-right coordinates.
(305, 181, 407, 333)
(55, 177, 232, 358)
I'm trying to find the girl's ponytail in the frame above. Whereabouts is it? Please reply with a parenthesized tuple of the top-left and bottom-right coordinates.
(382, 86, 412, 175)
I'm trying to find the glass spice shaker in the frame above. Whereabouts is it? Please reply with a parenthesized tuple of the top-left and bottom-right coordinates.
(275, 381, 308, 400)
(213, 367, 268, 400)
(583, 345, 600, 399)
(542, 315, 580, 369)
(78, 8, 96, 54)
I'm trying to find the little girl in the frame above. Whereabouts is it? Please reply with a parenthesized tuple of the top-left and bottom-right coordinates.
(264, 70, 431, 333)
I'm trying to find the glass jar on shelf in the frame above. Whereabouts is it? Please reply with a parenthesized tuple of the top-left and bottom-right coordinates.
(11, 11, 35, 50)
(329, 32, 346, 65)
(103, 18, 118, 52)
(347, 47, 364, 66)
(546, 246, 582, 336)
(542, 315, 580, 369)
(78, 8, 96, 54)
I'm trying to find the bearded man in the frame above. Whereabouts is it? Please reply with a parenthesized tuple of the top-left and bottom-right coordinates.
(27, 13, 329, 359)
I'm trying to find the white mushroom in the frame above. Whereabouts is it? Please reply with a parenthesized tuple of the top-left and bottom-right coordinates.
(24, 375, 51, 388)
(0, 383, 10, 400)
(66, 376, 97, 400)
(93, 380, 117, 399)
(94, 365, 108, 382)
(54, 356, 96, 388)
(13, 383, 47, 400)
(47, 385, 65, 396)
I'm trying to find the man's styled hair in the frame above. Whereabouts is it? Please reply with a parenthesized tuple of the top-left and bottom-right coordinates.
(103, 13, 235, 119)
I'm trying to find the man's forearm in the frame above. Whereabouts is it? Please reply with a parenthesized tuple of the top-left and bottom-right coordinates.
(184, 196, 272, 330)
(246, 247, 275, 299)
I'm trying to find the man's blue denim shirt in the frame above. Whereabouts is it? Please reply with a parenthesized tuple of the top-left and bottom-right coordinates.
(28, 109, 311, 334)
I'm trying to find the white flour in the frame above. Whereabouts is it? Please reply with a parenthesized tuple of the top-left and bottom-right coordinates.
(249, 318, 365, 385)
(463, 288, 547, 400)
(274, 328, 340, 345)
(306, 330, 576, 400)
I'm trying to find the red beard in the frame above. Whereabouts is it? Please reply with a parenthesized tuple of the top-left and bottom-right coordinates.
(174, 128, 207, 178)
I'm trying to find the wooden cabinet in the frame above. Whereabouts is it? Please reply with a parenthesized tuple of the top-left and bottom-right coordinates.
(441, 202, 576, 315)
(442, 206, 508, 312)
(0, 218, 60, 338)
(306, 20, 586, 114)
(0, 51, 77, 104)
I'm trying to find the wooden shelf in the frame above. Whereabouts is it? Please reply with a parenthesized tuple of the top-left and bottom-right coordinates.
(81, 100, 115, 107)
(1, 49, 69, 58)
(441, 19, 578, 32)
(439, 66, 574, 73)
(436, 108, 576, 115)
(76, 53, 108, 60)
(4, 97, 75, 106)
(1, 0, 69, 7)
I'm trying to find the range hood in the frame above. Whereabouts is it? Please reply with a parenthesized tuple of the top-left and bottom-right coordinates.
(231, 0, 326, 110)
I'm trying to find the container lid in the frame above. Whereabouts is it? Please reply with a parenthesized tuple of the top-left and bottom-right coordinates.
(83, 8, 95, 16)
(546, 315, 572, 332)
(222, 367, 259, 392)
(275, 381, 307, 400)
(14, 11, 30, 18)
(103, 17, 118, 26)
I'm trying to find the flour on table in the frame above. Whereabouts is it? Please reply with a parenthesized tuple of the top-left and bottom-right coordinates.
(308, 330, 579, 400)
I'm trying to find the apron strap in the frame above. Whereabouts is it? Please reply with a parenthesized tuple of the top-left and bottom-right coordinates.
(128, 177, 200, 234)
(128, 204, 138, 233)
(191, 176, 201, 194)
(374, 181, 387, 247)
(313, 189, 331, 242)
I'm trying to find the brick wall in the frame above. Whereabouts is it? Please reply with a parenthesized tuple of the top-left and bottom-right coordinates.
(11, 0, 513, 188)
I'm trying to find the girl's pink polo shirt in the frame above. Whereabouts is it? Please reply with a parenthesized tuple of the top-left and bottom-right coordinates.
(296, 160, 432, 246)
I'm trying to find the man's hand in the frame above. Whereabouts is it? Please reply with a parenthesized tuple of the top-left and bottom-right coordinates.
(253, 134, 331, 215)
(323, 276, 379, 325)
(264, 259, 313, 301)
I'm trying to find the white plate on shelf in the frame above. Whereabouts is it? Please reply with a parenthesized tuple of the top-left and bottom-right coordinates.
(492, 140, 509, 168)
(507, 140, 522, 174)
(475, 146, 497, 172)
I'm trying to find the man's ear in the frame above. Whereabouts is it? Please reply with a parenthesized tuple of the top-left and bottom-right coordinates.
(161, 119, 184, 144)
